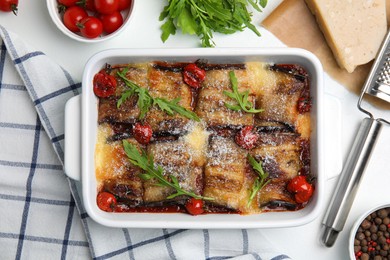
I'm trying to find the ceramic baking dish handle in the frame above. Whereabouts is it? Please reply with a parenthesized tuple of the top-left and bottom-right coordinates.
(64, 95, 81, 181)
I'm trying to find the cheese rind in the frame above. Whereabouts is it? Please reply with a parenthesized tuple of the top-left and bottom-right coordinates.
(305, 0, 387, 73)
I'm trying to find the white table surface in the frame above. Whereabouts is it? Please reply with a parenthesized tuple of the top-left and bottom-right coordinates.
(1, 1, 390, 259)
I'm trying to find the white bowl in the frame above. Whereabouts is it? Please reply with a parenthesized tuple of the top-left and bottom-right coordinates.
(64, 48, 325, 228)
(349, 203, 390, 259)
(46, 0, 135, 43)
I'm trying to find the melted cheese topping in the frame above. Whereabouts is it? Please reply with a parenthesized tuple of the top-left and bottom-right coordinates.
(182, 122, 210, 163)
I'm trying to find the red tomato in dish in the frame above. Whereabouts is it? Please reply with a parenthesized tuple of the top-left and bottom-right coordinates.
(117, 0, 131, 11)
(78, 16, 103, 38)
(133, 123, 153, 145)
(0, 0, 18, 15)
(99, 11, 123, 34)
(235, 125, 259, 150)
(287, 175, 314, 203)
(97, 192, 117, 212)
(93, 70, 117, 97)
(58, 0, 78, 7)
(94, 0, 119, 14)
(63, 6, 88, 32)
(185, 198, 204, 215)
(297, 96, 312, 113)
(182, 63, 206, 89)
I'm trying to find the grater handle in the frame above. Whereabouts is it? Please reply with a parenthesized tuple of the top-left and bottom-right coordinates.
(322, 117, 383, 247)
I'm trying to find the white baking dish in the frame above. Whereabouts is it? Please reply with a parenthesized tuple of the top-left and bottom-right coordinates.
(64, 48, 324, 228)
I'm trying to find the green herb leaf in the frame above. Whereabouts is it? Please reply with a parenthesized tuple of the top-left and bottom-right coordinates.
(154, 97, 200, 122)
(116, 69, 199, 121)
(247, 154, 270, 205)
(123, 140, 213, 201)
(160, 18, 176, 42)
(224, 71, 264, 113)
(177, 6, 198, 35)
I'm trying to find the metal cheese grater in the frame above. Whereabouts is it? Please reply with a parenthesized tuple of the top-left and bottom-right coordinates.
(322, 30, 390, 247)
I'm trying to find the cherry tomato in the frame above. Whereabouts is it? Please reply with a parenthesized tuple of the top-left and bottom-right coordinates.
(0, 0, 18, 15)
(185, 198, 204, 215)
(235, 125, 259, 150)
(297, 96, 312, 113)
(99, 11, 123, 34)
(133, 122, 153, 145)
(78, 16, 103, 38)
(84, 0, 96, 11)
(117, 0, 131, 11)
(58, 0, 78, 7)
(93, 70, 117, 97)
(97, 192, 117, 212)
(94, 0, 119, 14)
(287, 175, 314, 203)
(183, 63, 206, 88)
(63, 6, 88, 32)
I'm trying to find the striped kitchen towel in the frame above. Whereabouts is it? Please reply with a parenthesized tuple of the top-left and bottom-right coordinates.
(0, 25, 291, 260)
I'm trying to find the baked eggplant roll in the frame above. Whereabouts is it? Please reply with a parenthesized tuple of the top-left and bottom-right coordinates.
(253, 63, 310, 132)
(143, 139, 204, 203)
(95, 124, 144, 205)
(250, 132, 305, 210)
(98, 65, 148, 124)
(196, 69, 255, 127)
(143, 63, 193, 135)
(203, 136, 259, 214)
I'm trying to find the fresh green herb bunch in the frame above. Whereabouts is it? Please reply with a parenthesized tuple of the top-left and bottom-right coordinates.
(159, 0, 268, 47)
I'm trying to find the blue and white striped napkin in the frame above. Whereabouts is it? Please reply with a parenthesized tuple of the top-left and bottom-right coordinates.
(0, 25, 292, 260)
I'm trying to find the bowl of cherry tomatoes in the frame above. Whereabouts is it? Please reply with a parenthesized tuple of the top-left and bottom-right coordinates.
(47, 0, 135, 43)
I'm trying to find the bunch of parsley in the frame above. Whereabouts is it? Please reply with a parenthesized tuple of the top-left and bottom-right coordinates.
(159, 0, 268, 47)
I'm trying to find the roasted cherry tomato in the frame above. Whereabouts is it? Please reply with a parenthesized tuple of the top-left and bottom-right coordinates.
(94, 0, 119, 14)
(97, 192, 117, 212)
(99, 11, 123, 34)
(58, 0, 78, 7)
(78, 16, 103, 38)
(0, 0, 18, 15)
(235, 125, 259, 150)
(182, 63, 206, 88)
(63, 6, 88, 32)
(297, 96, 312, 113)
(287, 175, 314, 203)
(133, 122, 153, 145)
(185, 198, 204, 215)
(93, 70, 117, 97)
(117, 0, 131, 11)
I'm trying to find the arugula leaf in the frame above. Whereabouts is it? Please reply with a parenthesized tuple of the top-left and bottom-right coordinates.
(160, 0, 268, 47)
(177, 6, 198, 35)
(224, 71, 264, 113)
(122, 140, 213, 200)
(160, 18, 176, 42)
(154, 97, 200, 122)
(116, 68, 199, 121)
(247, 154, 270, 205)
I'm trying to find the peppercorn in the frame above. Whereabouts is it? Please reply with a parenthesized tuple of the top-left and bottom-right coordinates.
(361, 253, 369, 260)
(371, 225, 379, 233)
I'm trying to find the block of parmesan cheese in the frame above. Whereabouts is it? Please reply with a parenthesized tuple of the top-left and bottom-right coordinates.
(304, 0, 387, 73)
